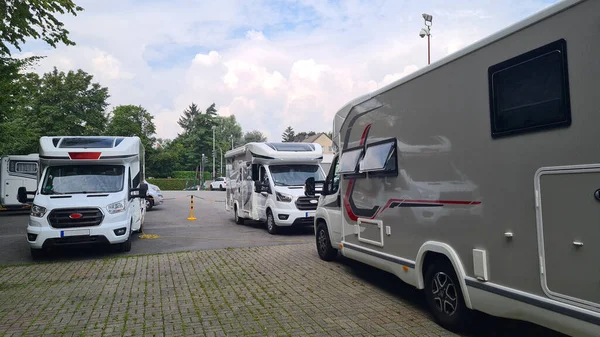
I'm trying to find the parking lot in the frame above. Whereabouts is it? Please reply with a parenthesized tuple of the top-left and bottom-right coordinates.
(0, 191, 565, 336)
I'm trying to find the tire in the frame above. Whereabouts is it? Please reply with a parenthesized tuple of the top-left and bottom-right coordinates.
(316, 223, 337, 261)
(30, 248, 44, 260)
(219, 184, 223, 191)
(266, 210, 278, 235)
(234, 204, 244, 225)
(424, 259, 470, 333)
(209, 184, 213, 191)
(145, 198, 153, 211)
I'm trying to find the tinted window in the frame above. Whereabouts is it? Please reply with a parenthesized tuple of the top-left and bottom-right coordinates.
(339, 149, 362, 173)
(59, 137, 116, 148)
(489, 39, 571, 138)
(360, 141, 396, 172)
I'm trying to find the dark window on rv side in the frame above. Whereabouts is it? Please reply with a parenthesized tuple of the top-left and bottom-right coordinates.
(489, 39, 571, 138)
(360, 139, 397, 175)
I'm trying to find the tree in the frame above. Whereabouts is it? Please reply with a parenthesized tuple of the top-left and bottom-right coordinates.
(0, 66, 109, 155)
(281, 126, 295, 142)
(105, 105, 156, 150)
(177, 103, 201, 132)
(32, 67, 109, 136)
(243, 130, 267, 144)
(0, 0, 84, 57)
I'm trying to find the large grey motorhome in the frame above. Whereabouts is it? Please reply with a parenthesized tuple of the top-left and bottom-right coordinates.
(306, 0, 600, 336)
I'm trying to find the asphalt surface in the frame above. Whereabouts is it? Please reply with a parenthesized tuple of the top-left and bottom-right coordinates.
(0, 190, 313, 266)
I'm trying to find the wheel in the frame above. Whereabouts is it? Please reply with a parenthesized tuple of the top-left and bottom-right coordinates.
(30, 248, 44, 260)
(145, 198, 153, 211)
(234, 204, 244, 225)
(424, 259, 470, 333)
(219, 184, 223, 191)
(209, 184, 213, 191)
(315, 223, 337, 261)
(266, 210, 278, 234)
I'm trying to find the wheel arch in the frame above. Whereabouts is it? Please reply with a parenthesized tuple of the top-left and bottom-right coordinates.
(415, 241, 472, 309)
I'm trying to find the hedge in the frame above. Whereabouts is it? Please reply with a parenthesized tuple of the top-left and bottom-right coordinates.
(172, 171, 213, 180)
(147, 178, 187, 191)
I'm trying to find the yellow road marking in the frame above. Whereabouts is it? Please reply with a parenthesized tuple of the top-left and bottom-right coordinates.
(137, 233, 309, 244)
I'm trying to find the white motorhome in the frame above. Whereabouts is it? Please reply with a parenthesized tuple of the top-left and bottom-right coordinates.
(225, 142, 325, 234)
(18, 136, 148, 258)
(307, 1, 600, 336)
(0, 154, 39, 211)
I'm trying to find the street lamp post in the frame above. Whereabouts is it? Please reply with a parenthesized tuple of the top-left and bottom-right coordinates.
(419, 13, 433, 65)
(212, 126, 216, 180)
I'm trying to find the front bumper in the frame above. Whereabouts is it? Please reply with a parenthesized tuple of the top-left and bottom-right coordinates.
(272, 209, 316, 227)
(27, 217, 131, 249)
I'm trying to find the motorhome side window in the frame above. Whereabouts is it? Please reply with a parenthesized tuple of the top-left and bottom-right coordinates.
(9, 161, 38, 176)
(338, 148, 362, 176)
(359, 139, 398, 176)
(489, 39, 571, 138)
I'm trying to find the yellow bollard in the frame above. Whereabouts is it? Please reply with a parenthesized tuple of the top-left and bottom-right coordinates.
(187, 195, 197, 220)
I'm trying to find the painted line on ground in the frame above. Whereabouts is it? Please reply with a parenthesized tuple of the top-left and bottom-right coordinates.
(137, 233, 309, 244)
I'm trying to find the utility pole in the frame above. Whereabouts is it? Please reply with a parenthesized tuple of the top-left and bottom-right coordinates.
(220, 148, 223, 176)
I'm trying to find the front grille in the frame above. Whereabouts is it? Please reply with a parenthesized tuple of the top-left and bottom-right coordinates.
(295, 196, 319, 211)
(48, 208, 104, 228)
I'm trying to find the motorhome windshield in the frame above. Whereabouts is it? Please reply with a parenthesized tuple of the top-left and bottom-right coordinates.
(41, 165, 125, 195)
(270, 164, 325, 186)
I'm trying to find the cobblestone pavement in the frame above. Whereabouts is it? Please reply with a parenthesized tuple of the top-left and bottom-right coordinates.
(0, 243, 457, 337)
(0, 243, 565, 337)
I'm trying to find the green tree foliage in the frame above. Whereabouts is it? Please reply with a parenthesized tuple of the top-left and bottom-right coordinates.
(243, 130, 267, 144)
(0, 0, 84, 57)
(281, 126, 295, 142)
(105, 105, 156, 150)
(32, 67, 109, 136)
(0, 66, 110, 155)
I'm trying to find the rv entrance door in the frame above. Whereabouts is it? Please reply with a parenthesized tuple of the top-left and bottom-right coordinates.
(536, 165, 600, 311)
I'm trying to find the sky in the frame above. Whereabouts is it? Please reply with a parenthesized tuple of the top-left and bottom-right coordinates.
(15, 0, 561, 142)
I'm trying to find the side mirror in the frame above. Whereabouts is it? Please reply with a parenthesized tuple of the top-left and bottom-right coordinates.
(130, 183, 149, 199)
(254, 181, 262, 193)
(139, 183, 148, 198)
(17, 187, 28, 204)
(304, 177, 315, 197)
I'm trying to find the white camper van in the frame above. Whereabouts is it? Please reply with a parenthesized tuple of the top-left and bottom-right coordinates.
(307, 1, 600, 336)
(225, 142, 325, 234)
(18, 136, 148, 258)
(0, 154, 39, 211)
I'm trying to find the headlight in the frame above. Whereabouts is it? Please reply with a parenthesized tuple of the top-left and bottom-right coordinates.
(107, 199, 126, 214)
(276, 192, 292, 203)
(31, 204, 47, 218)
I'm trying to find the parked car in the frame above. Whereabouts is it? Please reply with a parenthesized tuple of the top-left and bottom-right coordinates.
(209, 177, 227, 191)
(145, 182, 163, 211)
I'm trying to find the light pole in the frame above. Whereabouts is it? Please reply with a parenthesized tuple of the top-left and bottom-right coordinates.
(212, 125, 216, 180)
(419, 13, 433, 65)
(220, 148, 223, 176)
(231, 135, 234, 150)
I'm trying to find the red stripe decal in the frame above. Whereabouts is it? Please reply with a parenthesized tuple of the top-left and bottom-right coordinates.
(360, 124, 372, 146)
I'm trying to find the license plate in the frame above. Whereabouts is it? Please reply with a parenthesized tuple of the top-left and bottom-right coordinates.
(305, 212, 315, 217)
(60, 229, 90, 237)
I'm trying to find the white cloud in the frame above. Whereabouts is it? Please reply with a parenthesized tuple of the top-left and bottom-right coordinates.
(15, 0, 561, 142)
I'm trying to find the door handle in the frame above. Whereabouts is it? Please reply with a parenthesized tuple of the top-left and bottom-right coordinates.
(595, 189, 600, 201)
(573, 241, 583, 247)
